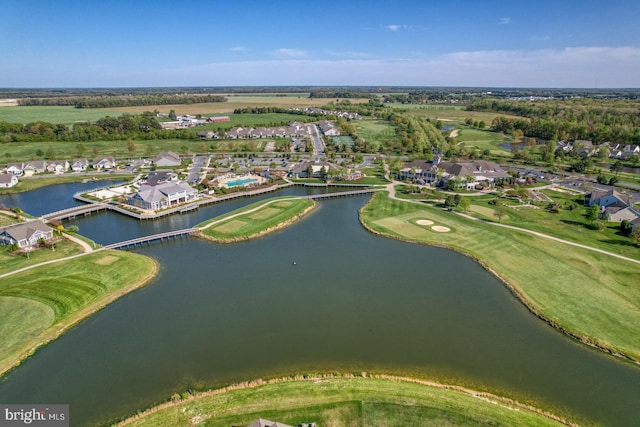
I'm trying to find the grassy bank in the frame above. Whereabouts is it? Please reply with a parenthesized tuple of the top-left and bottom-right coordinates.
(359, 192, 640, 362)
(0, 173, 134, 194)
(117, 376, 569, 427)
(197, 197, 315, 242)
(0, 249, 158, 376)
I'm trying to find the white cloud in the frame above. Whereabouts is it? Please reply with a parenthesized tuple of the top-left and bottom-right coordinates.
(386, 24, 410, 32)
(230, 46, 247, 52)
(271, 48, 307, 58)
(498, 17, 511, 25)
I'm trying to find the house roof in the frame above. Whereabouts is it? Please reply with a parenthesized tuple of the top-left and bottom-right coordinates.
(134, 182, 195, 203)
(1, 220, 51, 242)
(587, 189, 629, 207)
(247, 419, 294, 427)
(0, 174, 17, 184)
(154, 151, 181, 164)
(25, 160, 46, 169)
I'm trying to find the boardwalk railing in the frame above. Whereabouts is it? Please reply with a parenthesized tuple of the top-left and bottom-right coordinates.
(43, 203, 109, 221)
(104, 228, 198, 250)
(307, 188, 382, 200)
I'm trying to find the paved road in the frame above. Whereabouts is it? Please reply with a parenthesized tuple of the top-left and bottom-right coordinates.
(306, 124, 325, 159)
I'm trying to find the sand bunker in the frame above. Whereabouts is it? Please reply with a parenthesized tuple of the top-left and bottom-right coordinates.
(416, 219, 435, 226)
(431, 225, 451, 232)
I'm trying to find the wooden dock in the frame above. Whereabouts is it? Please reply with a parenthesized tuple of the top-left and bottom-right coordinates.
(104, 228, 198, 250)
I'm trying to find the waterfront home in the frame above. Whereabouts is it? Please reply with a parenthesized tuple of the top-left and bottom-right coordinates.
(0, 174, 18, 188)
(437, 160, 510, 189)
(46, 160, 69, 174)
(92, 156, 116, 170)
(289, 160, 336, 178)
(398, 160, 439, 184)
(23, 160, 47, 176)
(128, 181, 197, 210)
(72, 158, 89, 172)
(0, 220, 53, 248)
(153, 151, 181, 167)
(6, 162, 24, 176)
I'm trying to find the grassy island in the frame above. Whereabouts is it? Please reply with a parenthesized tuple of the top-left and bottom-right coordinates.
(359, 192, 640, 363)
(116, 376, 569, 427)
(196, 197, 316, 243)
(0, 249, 158, 376)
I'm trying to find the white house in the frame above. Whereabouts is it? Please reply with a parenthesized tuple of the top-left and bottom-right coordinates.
(0, 220, 54, 248)
(46, 160, 69, 174)
(92, 156, 116, 170)
(72, 158, 89, 172)
(128, 181, 197, 210)
(0, 174, 18, 188)
(6, 163, 24, 176)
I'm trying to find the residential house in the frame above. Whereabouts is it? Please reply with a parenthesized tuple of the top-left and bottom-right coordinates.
(0, 174, 18, 188)
(605, 205, 640, 223)
(46, 160, 69, 174)
(437, 160, 510, 189)
(0, 220, 54, 248)
(23, 160, 47, 176)
(197, 130, 216, 139)
(72, 158, 89, 172)
(153, 151, 181, 167)
(289, 160, 335, 178)
(585, 189, 630, 208)
(397, 160, 438, 184)
(318, 120, 340, 136)
(92, 156, 116, 170)
(128, 181, 197, 210)
(6, 162, 24, 176)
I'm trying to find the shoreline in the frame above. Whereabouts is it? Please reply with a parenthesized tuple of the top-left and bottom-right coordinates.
(115, 373, 575, 427)
(358, 196, 640, 366)
(0, 252, 159, 378)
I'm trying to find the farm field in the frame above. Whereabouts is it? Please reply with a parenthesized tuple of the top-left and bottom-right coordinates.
(198, 113, 315, 130)
(360, 192, 640, 362)
(0, 106, 123, 124)
(117, 377, 566, 427)
(0, 249, 157, 376)
(393, 103, 521, 123)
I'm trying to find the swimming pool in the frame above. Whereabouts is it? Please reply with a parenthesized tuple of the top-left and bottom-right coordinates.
(225, 177, 258, 187)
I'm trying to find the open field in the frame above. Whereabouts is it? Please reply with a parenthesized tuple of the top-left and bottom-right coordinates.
(0, 237, 85, 274)
(117, 376, 567, 427)
(198, 113, 315, 130)
(0, 106, 123, 124)
(393, 103, 521, 123)
(106, 95, 370, 116)
(355, 119, 397, 146)
(197, 197, 315, 242)
(360, 192, 640, 362)
(0, 249, 157, 376)
(454, 126, 513, 154)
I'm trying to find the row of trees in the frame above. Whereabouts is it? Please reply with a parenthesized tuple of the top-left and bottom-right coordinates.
(471, 99, 640, 144)
(18, 94, 227, 108)
(0, 112, 200, 143)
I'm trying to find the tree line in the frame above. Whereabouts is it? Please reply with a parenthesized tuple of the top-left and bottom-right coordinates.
(0, 112, 200, 142)
(469, 98, 640, 144)
(18, 94, 227, 108)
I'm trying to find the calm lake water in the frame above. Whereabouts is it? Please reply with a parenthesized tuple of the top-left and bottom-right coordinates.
(1, 183, 639, 426)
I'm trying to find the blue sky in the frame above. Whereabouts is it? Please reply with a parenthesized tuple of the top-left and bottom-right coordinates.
(2, 0, 640, 88)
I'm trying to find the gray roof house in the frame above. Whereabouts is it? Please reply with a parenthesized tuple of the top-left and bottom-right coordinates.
(92, 156, 116, 169)
(153, 151, 181, 167)
(72, 158, 89, 172)
(6, 162, 24, 176)
(46, 160, 69, 174)
(24, 160, 47, 175)
(585, 189, 630, 208)
(0, 220, 54, 248)
(128, 181, 197, 211)
(0, 174, 18, 188)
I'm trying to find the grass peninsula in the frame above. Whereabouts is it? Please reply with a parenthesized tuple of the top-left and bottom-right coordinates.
(0, 249, 158, 377)
(196, 197, 316, 243)
(359, 192, 640, 363)
(116, 376, 570, 427)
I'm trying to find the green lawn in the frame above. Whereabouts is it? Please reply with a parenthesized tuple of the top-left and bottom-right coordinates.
(393, 104, 521, 123)
(0, 237, 85, 274)
(360, 192, 640, 362)
(197, 197, 315, 242)
(454, 127, 512, 154)
(0, 250, 157, 376)
(355, 119, 398, 147)
(465, 189, 640, 259)
(117, 377, 567, 427)
(0, 106, 123, 124)
(199, 113, 314, 131)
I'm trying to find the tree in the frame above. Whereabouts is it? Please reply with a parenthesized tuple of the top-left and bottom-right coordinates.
(611, 160, 624, 175)
(306, 165, 314, 178)
(127, 139, 136, 154)
(494, 206, 506, 222)
(630, 227, 640, 247)
(168, 109, 177, 121)
(458, 196, 471, 211)
(45, 147, 55, 160)
(586, 205, 600, 224)
(76, 143, 86, 157)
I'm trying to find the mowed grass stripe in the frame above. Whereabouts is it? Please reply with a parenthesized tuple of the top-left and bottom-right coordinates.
(0, 250, 157, 376)
(198, 197, 315, 241)
(361, 192, 640, 361)
(117, 377, 567, 427)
